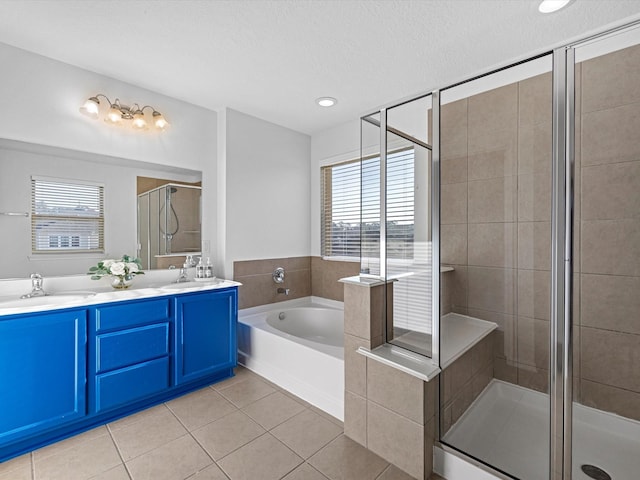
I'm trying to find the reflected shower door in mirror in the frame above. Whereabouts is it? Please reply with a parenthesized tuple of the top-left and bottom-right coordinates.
(137, 182, 202, 270)
(438, 54, 553, 480)
(0, 139, 202, 278)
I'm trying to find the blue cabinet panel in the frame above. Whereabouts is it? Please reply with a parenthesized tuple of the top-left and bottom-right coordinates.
(95, 299, 169, 332)
(175, 288, 237, 385)
(0, 310, 86, 443)
(96, 322, 170, 373)
(94, 357, 170, 413)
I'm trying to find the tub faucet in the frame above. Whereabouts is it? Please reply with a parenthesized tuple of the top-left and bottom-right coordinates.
(21, 273, 48, 299)
(277, 287, 290, 296)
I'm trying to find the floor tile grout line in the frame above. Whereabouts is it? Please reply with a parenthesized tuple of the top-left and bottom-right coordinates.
(185, 430, 231, 480)
(162, 396, 233, 479)
(163, 393, 238, 431)
(106, 423, 133, 480)
(214, 430, 271, 463)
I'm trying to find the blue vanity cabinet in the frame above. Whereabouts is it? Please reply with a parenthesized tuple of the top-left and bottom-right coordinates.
(0, 286, 238, 462)
(174, 287, 237, 385)
(89, 298, 172, 413)
(0, 309, 87, 445)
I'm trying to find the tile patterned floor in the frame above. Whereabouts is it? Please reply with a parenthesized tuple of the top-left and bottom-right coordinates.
(0, 367, 445, 480)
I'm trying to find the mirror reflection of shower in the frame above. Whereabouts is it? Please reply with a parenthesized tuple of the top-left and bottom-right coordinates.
(137, 182, 202, 270)
(160, 187, 180, 253)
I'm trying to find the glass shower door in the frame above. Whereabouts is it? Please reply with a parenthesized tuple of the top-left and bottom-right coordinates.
(570, 26, 640, 480)
(438, 54, 554, 480)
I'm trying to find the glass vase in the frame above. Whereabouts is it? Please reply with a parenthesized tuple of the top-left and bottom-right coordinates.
(111, 275, 134, 290)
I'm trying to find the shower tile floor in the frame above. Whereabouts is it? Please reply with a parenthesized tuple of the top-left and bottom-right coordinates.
(0, 367, 445, 480)
(444, 379, 640, 480)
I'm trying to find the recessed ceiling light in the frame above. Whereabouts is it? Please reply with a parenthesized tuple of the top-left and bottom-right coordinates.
(316, 97, 337, 107)
(538, 0, 572, 14)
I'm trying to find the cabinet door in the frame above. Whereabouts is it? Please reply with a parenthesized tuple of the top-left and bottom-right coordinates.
(0, 310, 87, 443)
(175, 289, 237, 385)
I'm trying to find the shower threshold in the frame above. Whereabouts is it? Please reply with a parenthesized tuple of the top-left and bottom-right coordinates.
(443, 379, 640, 480)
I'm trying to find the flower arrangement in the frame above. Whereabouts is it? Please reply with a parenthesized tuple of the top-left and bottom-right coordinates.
(88, 255, 144, 289)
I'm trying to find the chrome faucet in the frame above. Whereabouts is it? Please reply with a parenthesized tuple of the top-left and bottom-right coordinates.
(175, 264, 190, 283)
(277, 287, 290, 296)
(21, 273, 49, 298)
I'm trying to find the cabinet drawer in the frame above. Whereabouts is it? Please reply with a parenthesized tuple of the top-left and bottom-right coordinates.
(95, 299, 169, 332)
(96, 323, 169, 373)
(94, 357, 169, 412)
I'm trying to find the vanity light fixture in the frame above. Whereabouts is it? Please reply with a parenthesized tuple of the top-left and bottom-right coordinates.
(316, 97, 337, 107)
(79, 94, 169, 131)
(538, 0, 573, 14)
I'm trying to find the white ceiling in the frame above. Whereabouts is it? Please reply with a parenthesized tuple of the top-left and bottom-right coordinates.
(0, 0, 639, 135)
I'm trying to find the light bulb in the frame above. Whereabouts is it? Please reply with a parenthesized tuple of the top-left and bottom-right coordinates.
(132, 111, 147, 130)
(153, 111, 169, 130)
(105, 104, 122, 124)
(538, 0, 571, 13)
(316, 97, 337, 107)
(79, 97, 100, 119)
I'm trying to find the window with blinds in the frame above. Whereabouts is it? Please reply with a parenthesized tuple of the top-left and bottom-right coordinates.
(321, 148, 415, 261)
(31, 177, 105, 253)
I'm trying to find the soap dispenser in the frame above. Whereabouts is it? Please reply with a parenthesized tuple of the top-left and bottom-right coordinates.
(205, 257, 214, 279)
(196, 257, 205, 279)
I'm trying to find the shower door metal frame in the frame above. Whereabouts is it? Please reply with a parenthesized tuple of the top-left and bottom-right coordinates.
(550, 45, 575, 480)
(361, 102, 439, 361)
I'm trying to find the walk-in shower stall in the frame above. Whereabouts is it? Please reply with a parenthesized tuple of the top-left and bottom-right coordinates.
(361, 21, 640, 480)
(137, 183, 201, 269)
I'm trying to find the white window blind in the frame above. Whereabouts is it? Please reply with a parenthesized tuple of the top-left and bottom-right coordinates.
(31, 177, 105, 253)
(321, 149, 415, 263)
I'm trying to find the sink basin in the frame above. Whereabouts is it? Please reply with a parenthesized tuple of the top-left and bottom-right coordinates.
(160, 280, 220, 290)
(0, 292, 95, 309)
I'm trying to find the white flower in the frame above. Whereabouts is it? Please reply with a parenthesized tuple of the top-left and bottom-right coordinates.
(102, 259, 115, 268)
(110, 262, 126, 276)
(126, 262, 139, 273)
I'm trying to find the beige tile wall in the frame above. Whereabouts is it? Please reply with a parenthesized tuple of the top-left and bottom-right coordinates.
(441, 43, 640, 422)
(440, 332, 494, 435)
(234, 257, 311, 309)
(577, 43, 640, 421)
(311, 257, 361, 301)
(342, 280, 436, 479)
(234, 256, 359, 309)
(441, 72, 553, 395)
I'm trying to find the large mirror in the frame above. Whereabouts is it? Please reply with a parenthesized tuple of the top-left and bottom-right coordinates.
(0, 138, 202, 279)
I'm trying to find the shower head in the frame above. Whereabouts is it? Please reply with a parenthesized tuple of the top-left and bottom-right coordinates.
(169, 187, 178, 194)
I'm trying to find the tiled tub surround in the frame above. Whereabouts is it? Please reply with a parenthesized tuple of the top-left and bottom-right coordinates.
(440, 40, 640, 427)
(233, 256, 359, 309)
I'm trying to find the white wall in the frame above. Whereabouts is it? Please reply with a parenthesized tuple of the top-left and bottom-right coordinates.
(219, 108, 311, 277)
(0, 141, 200, 278)
(0, 42, 217, 278)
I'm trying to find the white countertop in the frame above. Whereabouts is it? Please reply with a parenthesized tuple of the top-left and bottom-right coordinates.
(0, 272, 240, 317)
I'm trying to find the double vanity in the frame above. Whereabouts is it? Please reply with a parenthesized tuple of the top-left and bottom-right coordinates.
(0, 275, 239, 462)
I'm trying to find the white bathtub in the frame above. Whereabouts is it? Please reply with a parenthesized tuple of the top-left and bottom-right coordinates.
(237, 297, 344, 420)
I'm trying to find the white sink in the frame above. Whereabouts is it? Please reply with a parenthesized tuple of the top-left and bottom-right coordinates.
(160, 280, 220, 290)
(0, 292, 95, 309)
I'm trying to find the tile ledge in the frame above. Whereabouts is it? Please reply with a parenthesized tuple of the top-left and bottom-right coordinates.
(339, 275, 396, 287)
(357, 344, 441, 382)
